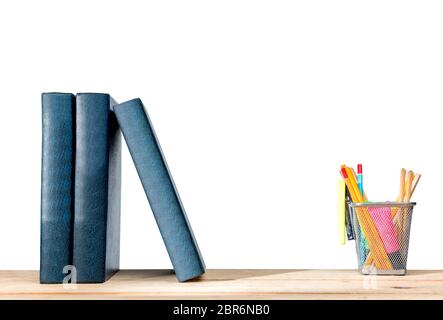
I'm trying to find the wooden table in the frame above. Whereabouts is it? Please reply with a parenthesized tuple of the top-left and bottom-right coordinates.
(1, 269, 443, 299)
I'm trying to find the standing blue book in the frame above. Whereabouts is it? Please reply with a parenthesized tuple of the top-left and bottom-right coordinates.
(40, 93, 75, 284)
(114, 98, 205, 282)
(73, 93, 122, 283)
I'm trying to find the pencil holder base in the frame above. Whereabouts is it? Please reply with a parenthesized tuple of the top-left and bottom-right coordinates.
(360, 266, 407, 276)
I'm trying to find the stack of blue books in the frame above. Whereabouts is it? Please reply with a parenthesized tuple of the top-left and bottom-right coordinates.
(40, 93, 205, 284)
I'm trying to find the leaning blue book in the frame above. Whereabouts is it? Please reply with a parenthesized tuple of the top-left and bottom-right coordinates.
(114, 98, 205, 282)
(73, 93, 122, 283)
(40, 92, 75, 284)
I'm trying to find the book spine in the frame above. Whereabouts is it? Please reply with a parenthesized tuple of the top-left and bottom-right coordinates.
(114, 98, 205, 282)
(73, 93, 121, 283)
(40, 93, 75, 284)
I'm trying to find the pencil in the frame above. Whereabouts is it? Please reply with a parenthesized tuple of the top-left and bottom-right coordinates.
(411, 174, 421, 195)
(399, 168, 406, 202)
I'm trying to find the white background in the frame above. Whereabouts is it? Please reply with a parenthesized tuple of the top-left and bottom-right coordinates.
(0, 0, 442, 270)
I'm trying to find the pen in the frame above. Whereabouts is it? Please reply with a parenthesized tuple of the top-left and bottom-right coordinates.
(357, 164, 363, 197)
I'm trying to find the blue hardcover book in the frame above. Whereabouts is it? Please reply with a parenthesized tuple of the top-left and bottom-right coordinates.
(40, 93, 75, 284)
(73, 93, 121, 283)
(114, 98, 205, 282)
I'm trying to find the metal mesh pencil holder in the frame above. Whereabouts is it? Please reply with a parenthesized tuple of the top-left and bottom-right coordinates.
(347, 202, 415, 275)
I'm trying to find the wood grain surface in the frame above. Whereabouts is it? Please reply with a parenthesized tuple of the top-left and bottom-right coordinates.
(1, 269, 443, 300)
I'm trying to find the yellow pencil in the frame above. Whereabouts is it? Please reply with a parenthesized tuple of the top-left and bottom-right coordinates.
(345, 167, 364, 203)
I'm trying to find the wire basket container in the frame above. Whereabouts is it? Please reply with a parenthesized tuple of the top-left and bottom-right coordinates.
(347, 202, 415, 275)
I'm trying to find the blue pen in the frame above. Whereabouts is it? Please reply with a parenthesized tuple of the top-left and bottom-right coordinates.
(357, 164, 367, 265)
(357, 164, 363, 196)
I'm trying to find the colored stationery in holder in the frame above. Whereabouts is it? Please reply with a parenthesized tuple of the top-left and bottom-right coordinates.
(340, 168, 392, 270)
(339, 165, 420, 275)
